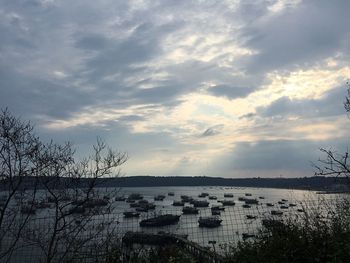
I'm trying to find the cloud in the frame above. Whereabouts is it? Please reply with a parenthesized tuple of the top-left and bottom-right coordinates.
(200, 124, 224, 137)
(257, 85, 347, 119)
(242, 0, 350, 73)
(207, 85, 254, 99)
(1, 0, 349, 177)
(210, 139, 320, 177)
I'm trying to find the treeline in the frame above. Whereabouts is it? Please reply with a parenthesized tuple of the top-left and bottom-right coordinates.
(105, 175, 347, 190)
(1, 175, 348, 191)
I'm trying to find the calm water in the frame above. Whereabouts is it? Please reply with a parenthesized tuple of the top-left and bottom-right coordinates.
(1, 186, 339, 261)
(101, 186, 323, 247)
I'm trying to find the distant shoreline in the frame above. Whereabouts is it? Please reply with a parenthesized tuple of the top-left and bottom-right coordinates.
(104, 175, 349, 192)
(1, 175, 349, 192)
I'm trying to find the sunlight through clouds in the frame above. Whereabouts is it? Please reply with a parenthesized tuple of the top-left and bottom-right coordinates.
(1, 0, 349, 177)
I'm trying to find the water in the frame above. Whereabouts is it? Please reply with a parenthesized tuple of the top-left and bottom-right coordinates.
(1, 186, 339, 262)
(103, 186, 321, 246)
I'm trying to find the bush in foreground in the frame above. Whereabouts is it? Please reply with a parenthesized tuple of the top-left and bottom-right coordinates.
(224, 197, 350, 263)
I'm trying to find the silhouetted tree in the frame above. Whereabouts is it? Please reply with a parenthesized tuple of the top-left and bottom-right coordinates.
(315, 82, 350, 185)
(0, 109, 127, 262)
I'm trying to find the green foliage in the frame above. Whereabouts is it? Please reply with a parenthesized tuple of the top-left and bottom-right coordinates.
(224, 198, 350, 263)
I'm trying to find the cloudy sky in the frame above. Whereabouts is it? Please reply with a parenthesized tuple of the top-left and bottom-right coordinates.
(1, 0, 349, 178)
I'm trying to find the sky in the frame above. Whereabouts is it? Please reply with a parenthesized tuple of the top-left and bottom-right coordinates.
(0, 0, 350, 178)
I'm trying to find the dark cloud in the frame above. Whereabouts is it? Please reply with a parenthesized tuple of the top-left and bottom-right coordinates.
(212, 139, 320, 177)
(0, 66, 93, 120)
(75, 34, 109, 50)
(239, 112, 256, 119)
(207, 85, 254, 99)
(118, 115, 144, 122)
(200, 124, 224, 137)
(257, 85, 347, 119)
(243, 0, 350, 73)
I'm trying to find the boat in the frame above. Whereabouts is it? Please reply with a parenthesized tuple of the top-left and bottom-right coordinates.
(198, 216, 222, 228)
(278, 201, 285, 205)
(123, 211, 140, 218)
(139, 214, 180, 227)
(154, 195, 166, 201)
(221, 200, 235, 206)
(246, 215, 257, 219)
(198, 193, 209, 198)
(242, 204, 251, 208)
(135, 207, 148, 212)
(289, 203, 297, 207)
(172, 201, 185, 206)
(281, 199, 288, 202)
(168, 192, 175, 196)
(140, 203, 156, 210)
(245, 199, 259, 205)
(224, 193, 234, 198)
(297, 208, 304, 213)
(211, 206, 225, 211)
(266, 203, 274, 207)
(259, 196, 265, 199)
(138, 199, 149, 204)
(182, 206, 199, 214)
(280, 205, 289, 209)
(271, 210, 283, 216)
(245, 193, 252, 196)
(192, 200, 209, 207)
(180, 195, 193, 202)
(208, 196, 217, 200)
(128, 193, 143, 201)
(238, 197, 247, 201)
(212, 210, 220, 216)
(115, 196, 126, 201)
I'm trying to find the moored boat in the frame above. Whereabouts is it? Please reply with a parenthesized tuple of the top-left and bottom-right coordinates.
(154, 195, 166, 201)
(211, 206, 225, 211)
(212, 210, 220, 215)
(139, 214, 180, 227)
(245, 199, 259, 205)
(246, 215, 257, 219)
(172, 201, 185, 206)
(222, 200, 235, 206)
(182, 206, 199, 214)
(271, 210, 283, 216)
(192, 200, 209, 207)
(198, 216, 222, 228)
(123, 211, 140, 218)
